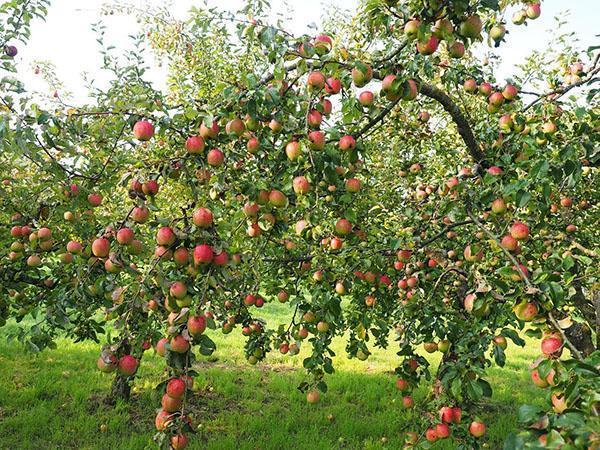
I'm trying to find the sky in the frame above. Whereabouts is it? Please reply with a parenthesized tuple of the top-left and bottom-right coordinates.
(9, 0, 599, 104)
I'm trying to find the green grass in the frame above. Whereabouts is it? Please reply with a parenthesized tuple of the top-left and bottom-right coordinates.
(0, 304, 544, 449)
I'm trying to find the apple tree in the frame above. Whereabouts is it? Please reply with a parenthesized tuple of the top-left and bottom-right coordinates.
(1, 0, 599, 449)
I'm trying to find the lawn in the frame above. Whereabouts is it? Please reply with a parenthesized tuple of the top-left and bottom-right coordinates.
(0, 303, 543, 449)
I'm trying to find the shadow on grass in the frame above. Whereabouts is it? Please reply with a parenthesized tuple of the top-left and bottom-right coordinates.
(0, 324, 544, 450)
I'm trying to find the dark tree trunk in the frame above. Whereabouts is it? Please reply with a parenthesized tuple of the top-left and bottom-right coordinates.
(108, 372, 131, 404)
(105, 339, 135, 404)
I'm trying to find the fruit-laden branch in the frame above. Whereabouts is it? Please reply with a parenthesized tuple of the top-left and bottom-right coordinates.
(465, 207, 584, 361)
(418, 83, 486, 165)
(523, 52, 600, 111)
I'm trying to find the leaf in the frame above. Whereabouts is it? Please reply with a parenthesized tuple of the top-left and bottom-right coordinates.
(517, 404, 545, 425)
(516, 190, 531, 207)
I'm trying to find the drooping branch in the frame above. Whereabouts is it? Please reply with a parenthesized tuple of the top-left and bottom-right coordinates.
(523, 53, 600, 111)
(465, 207, 584, 361)
(418, 83, 486, 166)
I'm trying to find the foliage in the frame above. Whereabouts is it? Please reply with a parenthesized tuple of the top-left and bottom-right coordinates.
(0, 0, 598, 448)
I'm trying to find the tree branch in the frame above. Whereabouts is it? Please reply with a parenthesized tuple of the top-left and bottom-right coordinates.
(418, 83, 486, 165)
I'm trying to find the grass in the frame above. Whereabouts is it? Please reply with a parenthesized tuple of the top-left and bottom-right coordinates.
(0, 303, 544, 449)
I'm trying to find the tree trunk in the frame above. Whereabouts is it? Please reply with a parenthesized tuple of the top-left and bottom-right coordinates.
(107, 372, 131, 404)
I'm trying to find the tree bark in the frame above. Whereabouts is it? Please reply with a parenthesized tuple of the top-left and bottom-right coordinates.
(107, 372, 131, 404)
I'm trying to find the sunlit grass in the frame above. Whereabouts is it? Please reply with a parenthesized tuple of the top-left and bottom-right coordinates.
(0, 306, 544, 449)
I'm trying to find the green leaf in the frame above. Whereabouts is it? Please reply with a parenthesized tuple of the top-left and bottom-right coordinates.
(517, 404, 545, 425)
(516, 190, 531, 207)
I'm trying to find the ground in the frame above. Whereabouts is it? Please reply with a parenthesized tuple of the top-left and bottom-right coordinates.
(0, 303, 543, 449)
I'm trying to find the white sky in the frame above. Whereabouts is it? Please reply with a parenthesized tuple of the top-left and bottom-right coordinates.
(9, 0, 599, 104)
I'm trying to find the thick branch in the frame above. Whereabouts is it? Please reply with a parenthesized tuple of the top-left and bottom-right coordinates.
(419, 84, 486, 165)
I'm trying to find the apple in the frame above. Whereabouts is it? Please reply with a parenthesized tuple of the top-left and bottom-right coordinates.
(38, 227, 52, 240)
(88, 193, 103, 207)
(503, 84, 518, 100)
(194, 244, 214, 265)
(493, 335, 508, 349)
(351, 64, 373, 87)
(170, 281, 187, 299)
(199, 120, 219, 139)
(161, 393, 182, 412)
(513, 301, 538, 321)
(207, 149, 224, 166)
(541, 335, 563, 357)
(131, 206, 149, 223)
(490, 25, 506, 42)
(512, 10, 526, 24)
(510, 221, 529, 240)
(313, 34, 332, 55)
(156, 227, 175, 246)
(345, 178, 361, 192)
(306, 389, 320, 404)
(225, 118, 245, 136)
(4, 45, 18, 57)
(268, 119, 282, 133)
(335, 218, 352, 235)
(247, 137, 259, 153)
(416, 35, 439, 55)
(338, 135, 356, 151)
(213, 251, 228, 266)
(171, 434, 189, 450)
(531, 369, 549, 388)
(116, 228, 134, 245)
(170, 335, 190, 353)
(433, 18, 453, 38)
(425, 428, 438, 442)
(551, 393, 567, 413)
(27, 255, 42, 268)
(526, 3, 541, 19)
(491, 198, 507, 215)
(423, 342, 438, 353)
(193, 207, 213, 228)
(286, 141, 302, 160)
(269, 190, 287, 207)
(92, 238, 110, 257)
(307, 109, 322, 128)
(435, 423, 450, 439)
(96, 354, 118, 373)
(469, 420, 486, 437)
(133, 120, 154, 141)
(501, 235, 519, 252)
(438, 339, 450, 353)
(404, 19, 421, 39)
(489, 92, 504, 107)
(487, 165, 503, 175)
(395, 378, 409, 391)
(324, 77, 341, 94)
(142, 180, 159, 196)
(117, 355, 138, 376)
(459, 15, 482, 38)
(308, 131, 325, 150)
(499, 114, 513, 132)
(464, 78, 478, 93)
(173, 248, 189, 266)
(402, 396, 414, 409)
(293, 176, 310, 194)
(166, 378, 186, 399)
(449, 41, 465, 58)
(185, 135, 205, 153)
(155, 410, 172, 431)
(307, 71, 326, 90)
(358, 91, 374, 106)
(66, 240, 83, 254)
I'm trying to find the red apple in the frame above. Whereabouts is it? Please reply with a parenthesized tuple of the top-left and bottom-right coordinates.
(133, 120, 154, 141)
